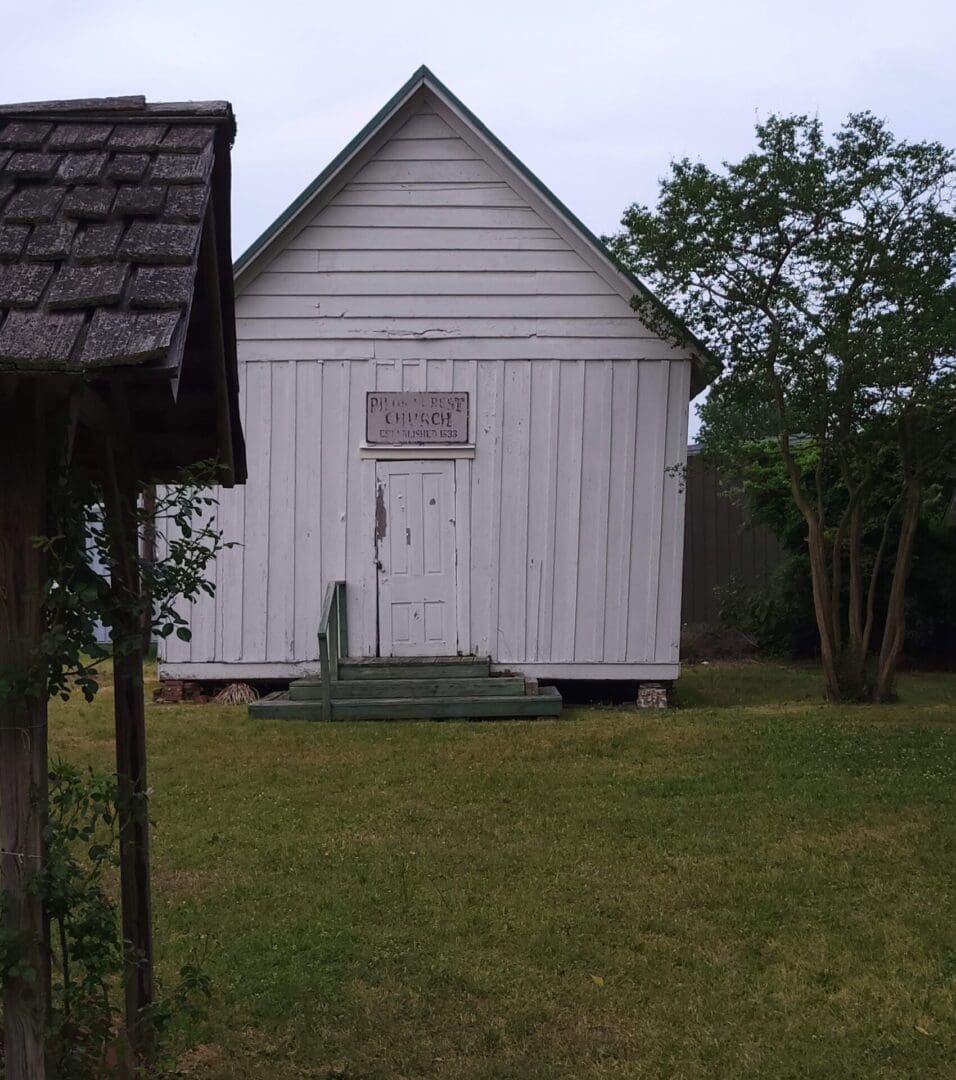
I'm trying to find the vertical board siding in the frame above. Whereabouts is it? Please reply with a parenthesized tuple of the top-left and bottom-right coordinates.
(189, 492, 219, 662)
(320, 361, 349, 588)
(495, 361, 531, 661)
(266, 362, 296, 660)
(626, 362, 669, 661)
(655, 362, 691, 661)
(168, 101, 695, 675)
(525, 359, 557, 660)
(160, 501, 189, 663)
(550, 361, 585, 661)
(292, 361, 322, 660)
(574, 361, 613, 660)
(219, 361, 248, 661)
(603, 361, 639, 662)
(344, 360, 376, 656)
(240, 361, 271, 660)
(171, 355, 686, 670)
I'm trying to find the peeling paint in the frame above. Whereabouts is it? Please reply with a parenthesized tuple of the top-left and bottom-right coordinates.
(374, 480, 387, 543)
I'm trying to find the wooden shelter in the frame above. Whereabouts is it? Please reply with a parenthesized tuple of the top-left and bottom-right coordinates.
(0, 95, 244, 1076)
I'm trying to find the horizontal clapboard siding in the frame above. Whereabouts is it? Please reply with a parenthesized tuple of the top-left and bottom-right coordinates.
(237, 317, 678, 340)
(374, 137, 480, 161)
(316, 205, 542, 228)
(351, 159, 503, 184)
(287, 226, 570, 250)
(239, 105, 685, 362)
(237, 336, 684, 362)
(242, 270, 613, 295)
(237, 295, 633, 319)
(331, 184, 528, 207)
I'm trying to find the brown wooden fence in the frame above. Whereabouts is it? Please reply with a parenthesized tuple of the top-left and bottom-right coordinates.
(681, 448, 786, 625)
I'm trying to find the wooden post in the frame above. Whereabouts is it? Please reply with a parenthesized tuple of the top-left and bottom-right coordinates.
(102, 440, 154, 1073)
(0, 379, 50, 1080)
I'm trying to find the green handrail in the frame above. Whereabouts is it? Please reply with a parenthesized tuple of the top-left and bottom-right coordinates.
(318, 580, 347, 722)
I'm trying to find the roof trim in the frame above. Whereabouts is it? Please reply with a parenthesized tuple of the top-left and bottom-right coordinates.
(234, 66, 721, 392)
(0, 97, 234, 119)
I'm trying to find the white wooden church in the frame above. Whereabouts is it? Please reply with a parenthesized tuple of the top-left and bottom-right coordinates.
(159, 67, 718, 718)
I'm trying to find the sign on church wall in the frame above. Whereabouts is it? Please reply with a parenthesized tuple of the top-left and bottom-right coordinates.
(366, 392, 470, 445)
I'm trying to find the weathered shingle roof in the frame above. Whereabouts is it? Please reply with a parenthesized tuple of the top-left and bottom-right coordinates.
(0, 96, 232, 372)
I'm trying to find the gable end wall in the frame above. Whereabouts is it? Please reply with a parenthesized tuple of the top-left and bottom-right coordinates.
(160, 98, 690, 678)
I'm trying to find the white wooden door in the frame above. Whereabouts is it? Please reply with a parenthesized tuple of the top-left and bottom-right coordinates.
(375, 460, 458, 656)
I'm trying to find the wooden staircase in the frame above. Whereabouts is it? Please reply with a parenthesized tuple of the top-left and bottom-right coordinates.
(248, 582, 562, 722)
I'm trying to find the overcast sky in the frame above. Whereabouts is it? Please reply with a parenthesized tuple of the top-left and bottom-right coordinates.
(4, 0, 955, 429)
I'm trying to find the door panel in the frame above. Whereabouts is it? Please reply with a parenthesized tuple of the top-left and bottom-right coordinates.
(376, 460, 458, 656)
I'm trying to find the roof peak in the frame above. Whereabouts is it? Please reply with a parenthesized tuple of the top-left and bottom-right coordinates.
(232, 67, 720, 390)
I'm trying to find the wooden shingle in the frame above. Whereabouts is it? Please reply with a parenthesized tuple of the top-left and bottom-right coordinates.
(48, 123, 114, 150)
(56, 152, 109, 183)
(0, 310, 84, 365)
(81, 309, 180, 366)
(0, 264, 52, 307)
(62, 186, 115, 219)
(5, 152, 61, 179)
(0, 121, 52, 148)
(118, 221, 200, 264)
(73, 222, 124, 263)
(3, 186, 67, 223)
(0, 224, 28, 261)
(47, 264, 127, 309)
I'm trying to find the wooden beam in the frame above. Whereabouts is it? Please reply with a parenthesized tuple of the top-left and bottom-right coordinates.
(101, 409, 154, 1075)
(0, 378, 50, 1080)
(198, 199, 237, 486)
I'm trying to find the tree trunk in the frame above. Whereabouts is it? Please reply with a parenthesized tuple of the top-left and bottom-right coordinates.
(804, 518, 842, 701)
(875, 482, 922, 700)
(103, 449, 154, 1076)
(840, 501, 869, 698)
(778, 429, 842, 702)
(0, 380, 49, 1080)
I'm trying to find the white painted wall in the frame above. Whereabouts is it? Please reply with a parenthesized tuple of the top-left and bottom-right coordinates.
(160, 95, 692, 681)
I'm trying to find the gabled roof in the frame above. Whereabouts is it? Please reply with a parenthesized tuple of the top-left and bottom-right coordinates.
(235, 66, 720, 395)
(0, 96, 245, 482)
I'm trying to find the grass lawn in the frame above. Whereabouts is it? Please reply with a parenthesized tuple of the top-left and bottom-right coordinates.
(50, 662, 955, 1079)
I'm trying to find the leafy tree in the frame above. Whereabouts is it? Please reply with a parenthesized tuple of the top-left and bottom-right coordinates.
(609, 113, 956, 700)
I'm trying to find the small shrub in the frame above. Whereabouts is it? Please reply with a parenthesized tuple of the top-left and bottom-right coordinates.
(717, 558, 818, 658)
(0, 762, 211, 1079)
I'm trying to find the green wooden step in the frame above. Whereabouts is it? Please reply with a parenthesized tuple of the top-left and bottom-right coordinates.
(338, 656, 491, 681)
(290, 676, 525, 701)
(249, 685, 563, 722)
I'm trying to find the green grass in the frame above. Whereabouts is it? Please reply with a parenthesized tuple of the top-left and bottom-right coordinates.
(51, 662, 956, 1079)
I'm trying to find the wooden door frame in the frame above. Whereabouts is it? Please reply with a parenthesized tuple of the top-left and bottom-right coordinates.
(373, 457, 467, 657)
